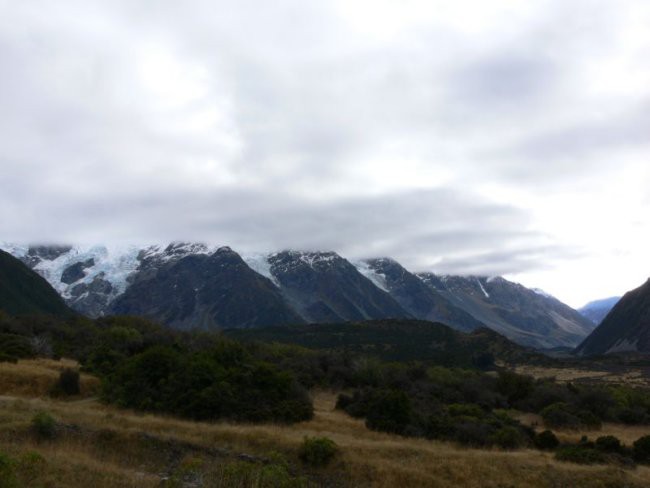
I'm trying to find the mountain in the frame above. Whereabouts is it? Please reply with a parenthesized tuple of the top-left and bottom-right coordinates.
(0, 249, 73, 317)
(260, 251, 408, 323)
(575, 280, 650, 356)
(416, 274, 596, 349)
(109, 246, 304, 330)
(0, 242, 593, 348)
(578, 297, 620, 325)
(355, 258, 484, 332)
(225, 319, 552, 368)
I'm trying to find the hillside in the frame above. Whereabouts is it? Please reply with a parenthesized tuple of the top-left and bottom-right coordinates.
(0, 249, 73, 317)
(576, 279, 650, 356)
(579, 297, 620, 325)
(225, 319, 551, 367)
(417, 274, 595, 349)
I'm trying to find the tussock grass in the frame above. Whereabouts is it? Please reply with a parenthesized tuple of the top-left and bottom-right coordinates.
(1, 360, 650, 487)
(0, 358, 99, 398)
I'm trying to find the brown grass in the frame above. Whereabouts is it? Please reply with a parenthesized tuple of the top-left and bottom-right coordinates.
(1, 360, 650, 487)
(0, 358, 100, 397)
(514, 364, 650, 387)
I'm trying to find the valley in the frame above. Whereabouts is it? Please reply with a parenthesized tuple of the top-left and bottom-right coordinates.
(1, 359, 650, 488)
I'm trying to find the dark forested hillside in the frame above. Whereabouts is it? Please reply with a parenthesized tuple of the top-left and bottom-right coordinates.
(0, 249, 73, 317)
(576, 279, 650, 356)
(225, 319, 551, 368)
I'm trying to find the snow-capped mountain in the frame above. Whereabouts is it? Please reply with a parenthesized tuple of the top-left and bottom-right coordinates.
(356, 258, 483, 332)
(0, 242, 595, 348)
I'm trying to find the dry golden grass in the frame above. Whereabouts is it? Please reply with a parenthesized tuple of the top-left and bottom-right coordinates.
(0, 358, 100, 398)
(514, 364, 650, 387)
(1, 359, 650, 487)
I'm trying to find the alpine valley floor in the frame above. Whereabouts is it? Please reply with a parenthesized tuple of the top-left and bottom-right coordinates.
(0, 359, 649, 488)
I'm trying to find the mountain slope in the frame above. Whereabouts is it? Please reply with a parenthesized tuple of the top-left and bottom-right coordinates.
(0, 249, 73, 316)
(417, 274, 595, 349)
(579, 297, 620, 325)
(265, 251, 409, 323)
(355, 258, 484, 332)
(575, 280, 650, 356)
(109, 247, 304, 330)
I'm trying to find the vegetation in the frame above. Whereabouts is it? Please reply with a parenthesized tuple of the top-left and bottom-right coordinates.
(3, 310, 650, 485)
(298, 437, 338, 467)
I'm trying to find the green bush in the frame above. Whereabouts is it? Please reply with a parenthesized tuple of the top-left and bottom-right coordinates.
(534, 430, 559, 450)
(491, 426, 524, 450)
(365, 390, 412, 435)
(51, 368, 80, 397)
(31, 412, 56, 440)
(448, 403, 484, 419)
(595, 435, 622, 453)
(633, 435, 650, 463)
(555, 446, 606, 465)
(541, 403, 581, 429)
(298, 437, 338, 467)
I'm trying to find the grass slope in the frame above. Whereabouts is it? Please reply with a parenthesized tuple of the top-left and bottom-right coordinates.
(0, 359, 649, 487)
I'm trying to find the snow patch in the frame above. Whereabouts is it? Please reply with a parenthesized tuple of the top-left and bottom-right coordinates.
(241, 252, 280, 286)
(476, 278, 490, 298)
(354, 260, 390, 292)
(532, 288, 554, 299)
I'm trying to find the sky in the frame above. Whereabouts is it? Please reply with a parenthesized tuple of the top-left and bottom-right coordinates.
(0, 0, 649, 308)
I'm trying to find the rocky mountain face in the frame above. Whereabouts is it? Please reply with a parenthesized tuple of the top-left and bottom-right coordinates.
(110, 246, 304, 330)
(0, 249, 73, 317)
(575, 280, 650, 356)
(578, 297, 620, 325)
(264, 251, 408, 323)
(416, 274, 596, 349)
(0, 242, 593, 348)
(356, 258, 483, 332)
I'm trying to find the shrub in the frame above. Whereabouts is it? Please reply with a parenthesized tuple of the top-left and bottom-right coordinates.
(31, 412, 56, 440)
(365, 390, 412, 435)
(298, 437, 338, 467)
(633, 435, 650, 463)
(555, 446, 606, 465)
(453, 420, 493, 447)
(491, 426, 524, 450)
(448, 403, 484, 419)
(51, 368, 80, 397)
(577, 410, 602, 430)
(534, 430, 559, 450)
(541, 403, 581, 429)
(595, 435, 622, 453)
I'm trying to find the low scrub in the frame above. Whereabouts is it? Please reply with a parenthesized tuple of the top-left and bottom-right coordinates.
(298, 437, 338, 467)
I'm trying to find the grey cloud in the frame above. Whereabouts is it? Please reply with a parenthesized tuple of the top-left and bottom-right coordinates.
(0, 0, 648, 298)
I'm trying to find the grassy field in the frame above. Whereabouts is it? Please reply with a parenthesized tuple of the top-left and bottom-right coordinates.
(513, 364, 650, 387)
(1, 359, 650, 487)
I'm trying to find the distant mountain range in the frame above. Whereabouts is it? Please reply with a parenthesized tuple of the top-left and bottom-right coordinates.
(578, 297, 620, 325)
(576, 280, 650, 356)
(0, 243, 596, 349)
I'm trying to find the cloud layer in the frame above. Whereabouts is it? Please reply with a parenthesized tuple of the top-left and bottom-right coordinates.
(1, 0, 649, 306)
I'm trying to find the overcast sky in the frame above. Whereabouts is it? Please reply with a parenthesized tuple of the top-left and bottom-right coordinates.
(1, 0, 649, 307)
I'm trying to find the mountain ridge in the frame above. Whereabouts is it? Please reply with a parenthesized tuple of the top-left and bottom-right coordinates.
(1, 242, 593, 349)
